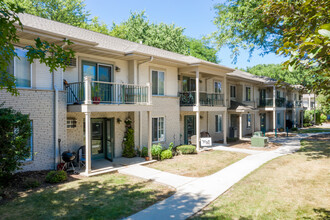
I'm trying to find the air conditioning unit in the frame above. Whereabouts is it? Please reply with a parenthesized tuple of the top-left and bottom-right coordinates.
(67, 58, 77, 67)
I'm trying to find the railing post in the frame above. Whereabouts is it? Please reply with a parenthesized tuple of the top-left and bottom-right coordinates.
(84, 76, 92, 105)
(147, 82, 152, 105)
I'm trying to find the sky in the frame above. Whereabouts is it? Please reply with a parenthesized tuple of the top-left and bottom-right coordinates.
(84, 0, 286, 69)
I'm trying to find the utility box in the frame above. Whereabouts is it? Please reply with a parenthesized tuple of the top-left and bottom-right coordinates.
(251, 132, 269, 147)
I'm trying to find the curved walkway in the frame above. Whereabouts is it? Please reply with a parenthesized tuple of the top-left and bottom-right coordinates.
(122, 133, 327, 220)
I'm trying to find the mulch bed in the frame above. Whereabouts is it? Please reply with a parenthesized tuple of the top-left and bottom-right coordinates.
(0, 170, 84, 205)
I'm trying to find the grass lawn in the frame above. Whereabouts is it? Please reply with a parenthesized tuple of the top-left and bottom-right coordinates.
(297, 127, 330, 134)
(0, 173, 174, 220)
(193, 134, 330, 219)
(147, 150, 247, 177)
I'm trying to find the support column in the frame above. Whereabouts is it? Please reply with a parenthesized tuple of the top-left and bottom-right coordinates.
(284, 111, 286, 129)
(273, 86, 276, 132)
(84, 112, 91, 175)
(252, 113, 255, 133)
(273, 110, 276, 131)
(195, 68, 200, 151)
(239, 114, 242, 140)
(147, 111, 152, 159)
(84, 76, 92, 105)
(223, 111, 227, 144)
(223, 75, 227, 107)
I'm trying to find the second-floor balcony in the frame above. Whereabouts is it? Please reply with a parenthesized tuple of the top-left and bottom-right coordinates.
(258, 97, 286, 108)
(179, 91, 224, 107)
(66, 79, 151, 106)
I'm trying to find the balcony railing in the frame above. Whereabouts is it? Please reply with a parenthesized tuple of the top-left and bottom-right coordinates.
(67, 79, 150, 105)
(286, 101, 294, 108)
(295, 100, 303, 108)
(258, 98, 273, 107)
(179, 91, 224, 106)
(276, 97, 286, 107)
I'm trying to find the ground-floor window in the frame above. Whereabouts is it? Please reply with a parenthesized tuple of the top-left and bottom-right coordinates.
(215, 115, 222, 132)
(246, 114, 251, 128)
(277, 112, 281, 125)
(152, 117, 165, 142)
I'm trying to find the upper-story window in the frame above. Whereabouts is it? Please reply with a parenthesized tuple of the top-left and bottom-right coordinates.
(152, 70, 164, 95)
(276, 91, 281, 98)
(294, 94, 297, 100)
(214, 81, 221, 93)
(246, 87, 251, 101)
(182, 76, 196, 92)
(7, 48, 32, 88)
(82, 61, 113, 82)
(230, 85, 236, 98)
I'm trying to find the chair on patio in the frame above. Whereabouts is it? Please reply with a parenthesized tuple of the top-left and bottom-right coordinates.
(77, 146, 86, 170)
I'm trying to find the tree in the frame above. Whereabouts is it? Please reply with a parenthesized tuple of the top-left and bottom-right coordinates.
(4, 0, 110, 34)
(212, 0, 329, 94)
(0, 105, 31, 183)
(110, 11, 219, 62)
(1, 0, 75, 95)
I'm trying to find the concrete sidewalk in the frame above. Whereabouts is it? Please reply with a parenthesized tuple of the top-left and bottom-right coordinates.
(124, 132, 325, 220)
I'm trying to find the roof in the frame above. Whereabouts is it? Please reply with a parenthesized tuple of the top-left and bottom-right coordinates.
(227, 69, 277, 84)
(17, 13, 234, 71)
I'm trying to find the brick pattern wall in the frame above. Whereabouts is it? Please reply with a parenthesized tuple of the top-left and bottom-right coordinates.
(0, 89, 67, 171)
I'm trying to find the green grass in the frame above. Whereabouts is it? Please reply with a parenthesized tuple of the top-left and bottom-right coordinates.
(297, 127, 330, 134)
(147, 150, 247, 177)
(0, 173, 174, 220)
(193, 134, 330, 219)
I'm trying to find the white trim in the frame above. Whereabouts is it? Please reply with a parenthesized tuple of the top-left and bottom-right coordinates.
(13, 47, 32, 89)
(150, 69, 166, 96)
(152, 116, 166, 143)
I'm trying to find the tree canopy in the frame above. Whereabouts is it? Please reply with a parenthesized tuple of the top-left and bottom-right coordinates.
(0, 0, 75, 95)
(212, 0, 329, 94)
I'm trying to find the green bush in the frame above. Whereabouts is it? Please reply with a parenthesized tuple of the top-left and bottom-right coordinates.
(161, 149, 173, 160)
(176, 145, 197, 154)
(122, 128, 136, 158)
(151, 144, 163, 160)
(320, 114, 327, 123)
(291, 127, 298, 131)
(0, 105, 32, 184)
(45, 170, 67, 183)
(141, 147, 148, 157)
(169, 142, 174, 151)
(23, 178, 40, 189)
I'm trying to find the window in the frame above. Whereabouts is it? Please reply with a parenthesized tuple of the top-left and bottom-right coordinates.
(277, 113, 281, 125)
(294, 94, 297, 100)
(7, 48, 32, 88)
(26, 121, 33, 161)
(67, 118, 77, 128)
(82, 61, 113, 82)
(215, 115, 222, 132)
(152, 117, 165, 142)
(230, 85, 236, 98)
(246, 114, 251, 128)
(246, 87, 251, 101)
(152, 70, 165, 95)
(214, 81, 221, 93)
(182, 76, 196, 92)
(277, 91, 281, 98)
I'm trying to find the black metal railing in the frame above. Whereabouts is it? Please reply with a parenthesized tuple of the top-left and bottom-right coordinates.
(179, 91, 224, 106)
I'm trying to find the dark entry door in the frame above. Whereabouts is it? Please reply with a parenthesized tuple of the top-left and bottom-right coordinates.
(184, 115, 196, 144)
(91, 119, 104, 159)
(105, 118, 115, 161)
(260, 113, 266, 132)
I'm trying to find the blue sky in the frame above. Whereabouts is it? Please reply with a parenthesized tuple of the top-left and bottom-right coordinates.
(84, 0, 286, 69)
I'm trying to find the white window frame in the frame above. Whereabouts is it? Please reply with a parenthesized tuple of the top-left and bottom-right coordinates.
(152, 116, 166, 143)
(13, 47, 32, 89)
(214, 81, 222, 93)
(215, 114, 222, 133)
(246, 86, 251, 101)
(230, 85, 236, 98)
(151, 69, 165, 96)
(246, 114, 251, 129)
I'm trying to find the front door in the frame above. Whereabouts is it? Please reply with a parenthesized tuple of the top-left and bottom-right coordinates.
(184, 115, 196, 144)
(260, 113, 266, 132)
(90, 118, 115, 160)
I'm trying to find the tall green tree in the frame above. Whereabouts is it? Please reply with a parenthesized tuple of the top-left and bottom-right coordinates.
(0, 0, 75, 95)
(212, 0, 329, 94)
(4, 0, 110, 34)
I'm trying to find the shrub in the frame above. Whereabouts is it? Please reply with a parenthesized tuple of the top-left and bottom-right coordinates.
(122, 127, 136, 158)
(45, 170, 67, 183)
(169, 142, 174, 151)
(161, 149, 173, 160)
(176, 145, 197, 154)
(320, 114, 327, 124)
(141, 147, 148, 157)
(151, 144, 163, 160)
(291, 127, 298, 132)
(0, 105, 32, 184)
(23, 178, 40, 189)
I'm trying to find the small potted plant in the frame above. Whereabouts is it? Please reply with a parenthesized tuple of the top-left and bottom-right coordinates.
(92, 84, 101, 104)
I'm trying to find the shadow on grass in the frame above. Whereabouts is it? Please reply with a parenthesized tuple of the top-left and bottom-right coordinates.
(313, 208, 330, 219)
(299, 128, 330, 134)
(0, 176, 174, 220)
(298, 135, 330, 159)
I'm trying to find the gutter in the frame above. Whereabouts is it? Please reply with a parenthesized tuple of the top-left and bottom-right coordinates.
(137, 56, 153, 148)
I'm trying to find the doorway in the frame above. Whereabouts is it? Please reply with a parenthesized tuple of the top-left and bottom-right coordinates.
(90, 118, 115, 161)
(184, 115, 196, 144)
(260, 113, 266, 132)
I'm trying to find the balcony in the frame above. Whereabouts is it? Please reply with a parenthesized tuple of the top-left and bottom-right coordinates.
(286, 101, 294, 108)
(66, 78, 151, 112)
(258, 98, 286, 108)
(179, 91, 224, 107)
(295, 100, 303, 108)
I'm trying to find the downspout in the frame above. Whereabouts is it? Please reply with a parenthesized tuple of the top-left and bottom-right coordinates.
(137, 56, 153, 148)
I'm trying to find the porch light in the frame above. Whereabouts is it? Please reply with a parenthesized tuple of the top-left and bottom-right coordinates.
(117, 118, 122, 124)
(115, 66, 121, 72)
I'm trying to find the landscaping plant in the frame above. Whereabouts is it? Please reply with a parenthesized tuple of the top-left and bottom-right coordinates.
(141, 147, 148, 158)
(45, 170, 67, 183)
(176, 145, 197, 154)
(160, 149, 173, 160)
(0, 105, 32, 185)
(151, 144, 163, 160)
(122, 118, 136, 158)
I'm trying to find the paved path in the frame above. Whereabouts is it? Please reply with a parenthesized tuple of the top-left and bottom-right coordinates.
(123, 133, 327, 220)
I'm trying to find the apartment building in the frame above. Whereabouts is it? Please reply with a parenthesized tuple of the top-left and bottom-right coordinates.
(1, 13, 305, 175)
